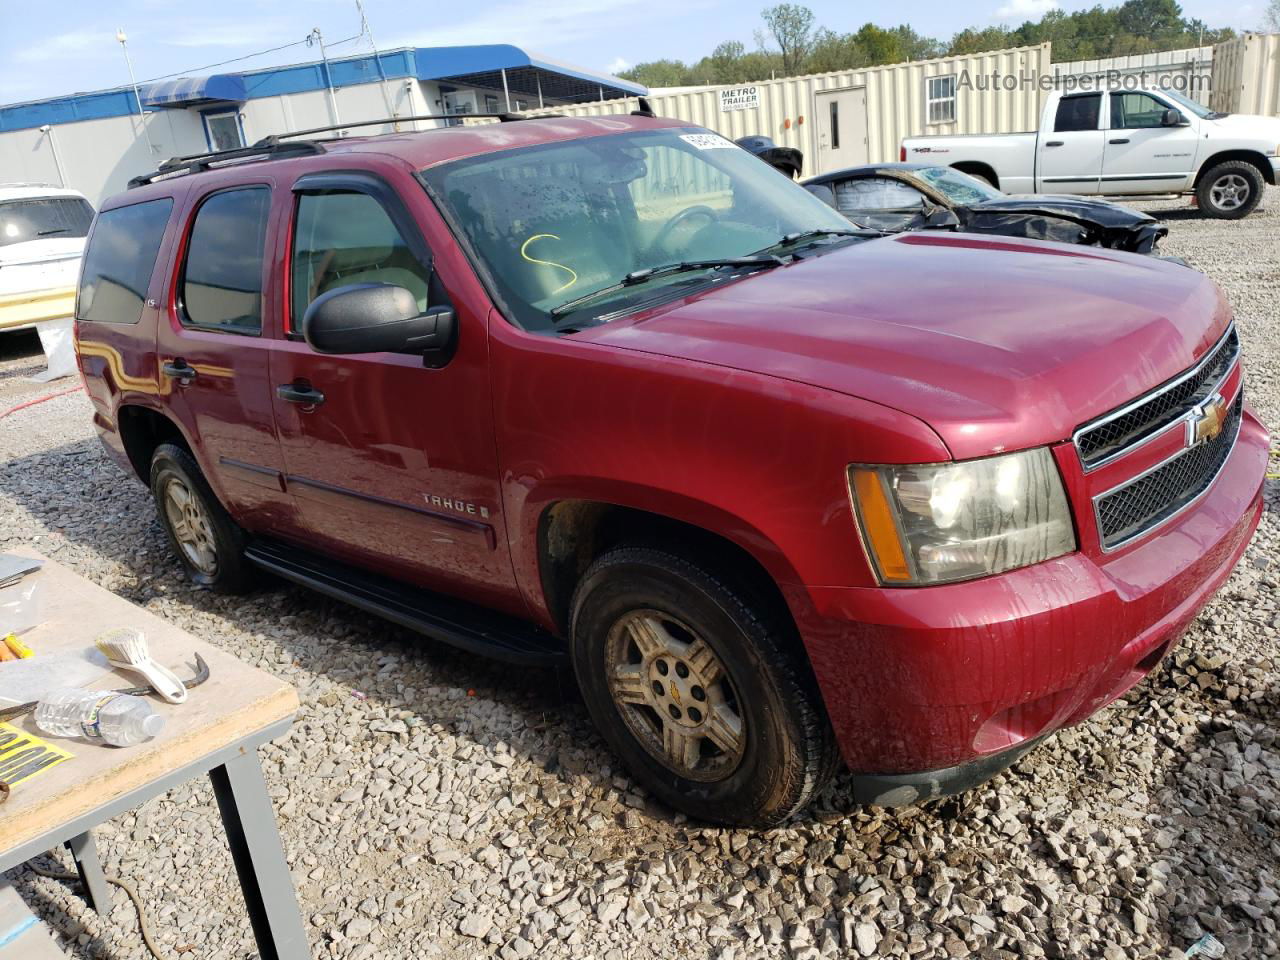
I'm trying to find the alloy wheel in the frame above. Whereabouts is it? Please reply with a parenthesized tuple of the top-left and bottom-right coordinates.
(163, 478, 218, 576)
(604, 610, 746, 781)
(1210, 174, 1250, 211)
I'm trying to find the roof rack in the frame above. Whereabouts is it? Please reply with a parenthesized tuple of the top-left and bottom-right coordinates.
(127, 141, 326, 189)
(255, 111, 564, 145)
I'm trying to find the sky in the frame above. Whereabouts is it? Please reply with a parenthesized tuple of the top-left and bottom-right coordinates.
(0, 0, 1262, 107)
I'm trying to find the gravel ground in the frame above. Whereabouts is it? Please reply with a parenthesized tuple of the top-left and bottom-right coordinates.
(1, 190, 1277, 960)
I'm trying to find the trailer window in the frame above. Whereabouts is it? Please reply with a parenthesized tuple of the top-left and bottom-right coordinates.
(1054, 95, 1101, 132)
(925, 75, 956, 124)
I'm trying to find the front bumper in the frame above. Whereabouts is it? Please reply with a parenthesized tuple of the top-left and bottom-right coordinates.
(791, 406, 1269, 778)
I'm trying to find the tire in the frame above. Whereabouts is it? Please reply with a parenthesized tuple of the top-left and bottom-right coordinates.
(1196, 161, 1264, 219)
(149, 443, 253, 593)
(569, 546, 838, 826)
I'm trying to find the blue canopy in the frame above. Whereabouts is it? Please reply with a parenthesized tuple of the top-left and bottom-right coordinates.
(142, 74, 247, 108)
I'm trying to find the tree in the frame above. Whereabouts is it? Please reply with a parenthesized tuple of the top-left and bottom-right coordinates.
(1265, 0, 1280, 30)
(1115, 0, 1184, 40)
(619, 59, 694, 88)
(760, 3, 816, 74)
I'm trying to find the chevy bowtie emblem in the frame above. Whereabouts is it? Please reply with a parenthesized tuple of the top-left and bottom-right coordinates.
(1186, 394, 1227, 449)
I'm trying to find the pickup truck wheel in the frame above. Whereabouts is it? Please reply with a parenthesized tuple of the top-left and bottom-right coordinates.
(150, 443, 252, 593)
(1196, 162, 1263, 219)
(570, 546, 837, 826)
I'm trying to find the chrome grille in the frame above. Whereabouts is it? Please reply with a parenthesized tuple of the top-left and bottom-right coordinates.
(1094, 392, 1242, 550)
(1075, 326, 1239, 470)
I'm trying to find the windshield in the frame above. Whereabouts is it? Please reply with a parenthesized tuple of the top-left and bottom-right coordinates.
(1160, 88, 1215, 119)
(0, 197, 94, 248)
(421, 127, 853, 330)
(913, 166, 1003, 205)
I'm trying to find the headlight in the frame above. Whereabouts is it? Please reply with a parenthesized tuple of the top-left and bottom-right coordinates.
(848, 447, 1076, 585)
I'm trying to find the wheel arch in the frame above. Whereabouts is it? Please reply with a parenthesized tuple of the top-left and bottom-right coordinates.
(951, 161, 1000, 189)
(115, 404, 195, 484)
(535, 496, 803, 643)
(1194, 150, 1275, 187)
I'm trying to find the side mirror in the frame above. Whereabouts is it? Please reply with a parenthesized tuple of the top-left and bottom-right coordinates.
(1161, 108, 1187, 127)
(302, 284, 456, 359)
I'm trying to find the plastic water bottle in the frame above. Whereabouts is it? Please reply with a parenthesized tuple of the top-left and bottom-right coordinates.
(34, 689, 165, 746)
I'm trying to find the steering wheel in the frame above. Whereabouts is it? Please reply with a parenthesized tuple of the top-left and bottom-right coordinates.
(650, 205, 719, 255)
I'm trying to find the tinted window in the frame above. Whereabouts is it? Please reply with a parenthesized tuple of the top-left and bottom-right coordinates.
(182, 187, 270, 334)
(1110, 92, 1173, 129)
(1054, 95, 1101, 133)
(0, 197, 94, 248)
(291, 191, 432, 328)
(76, 198, 173, 324)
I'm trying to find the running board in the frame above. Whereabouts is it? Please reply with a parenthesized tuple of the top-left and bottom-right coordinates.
(244, 540, 565, 666)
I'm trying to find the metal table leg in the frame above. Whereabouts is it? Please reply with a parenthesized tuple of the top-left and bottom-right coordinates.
(208, 750, 308, 960)
(64, 832, 111, 914)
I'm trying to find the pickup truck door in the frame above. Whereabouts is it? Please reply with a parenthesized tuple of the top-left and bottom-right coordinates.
(267, 171, 521, 612)
(1101, 92, 1199, 194)
(1036, 93, 1104, 195)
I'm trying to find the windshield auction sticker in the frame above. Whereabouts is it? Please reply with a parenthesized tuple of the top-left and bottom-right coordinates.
(680, 133, 736, 150)
(0, 723, 74, 786)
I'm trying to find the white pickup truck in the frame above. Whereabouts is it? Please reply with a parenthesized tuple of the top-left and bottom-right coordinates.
(902, 87, 1280, 218)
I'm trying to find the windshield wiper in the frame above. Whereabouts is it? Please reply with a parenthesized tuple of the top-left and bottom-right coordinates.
(756, 228, 864, 254)
(550, 256, 784, 318)
(36, 228, 69, 236)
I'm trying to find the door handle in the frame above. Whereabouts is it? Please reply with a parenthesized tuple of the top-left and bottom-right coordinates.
(1044, 140, 1064, 147)
(1109, 138, 1130, 145)
(276, 383, 326, 407)
(161, 360, 197, 383)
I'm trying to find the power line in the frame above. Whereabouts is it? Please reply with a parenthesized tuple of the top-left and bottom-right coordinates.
(137, 32, 365, 85)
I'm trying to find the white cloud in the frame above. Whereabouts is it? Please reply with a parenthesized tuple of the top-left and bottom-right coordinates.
(607, 57, 630, 75)
(995, 0, 1058, 18)
(14, 30, 110, 64)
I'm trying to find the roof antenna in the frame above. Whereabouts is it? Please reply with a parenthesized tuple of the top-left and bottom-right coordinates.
(631, 96, 655, 118)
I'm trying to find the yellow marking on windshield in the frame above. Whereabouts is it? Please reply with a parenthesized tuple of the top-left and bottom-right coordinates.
(520, 234, 578, 294)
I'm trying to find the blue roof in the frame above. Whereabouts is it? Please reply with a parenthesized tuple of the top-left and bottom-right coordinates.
(143, 74, 247, 108)
(0, 45, 645, 133)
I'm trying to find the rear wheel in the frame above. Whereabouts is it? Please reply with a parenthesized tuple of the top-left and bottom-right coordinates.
(570, 546, 837, 826)
(1196, 161, 1263, 219)
(150, 443, 253, 593)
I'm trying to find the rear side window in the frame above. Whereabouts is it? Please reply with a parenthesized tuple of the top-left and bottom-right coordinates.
(77, 198, 173, 324)
(181, 187, 270, 334)
(291, 191, 431, 327)
(1054, 95, 1101, 133)
(1, 197, 94, 248)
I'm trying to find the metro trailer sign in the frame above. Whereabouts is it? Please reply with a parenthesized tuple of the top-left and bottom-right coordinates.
(719, 86, 760, 111)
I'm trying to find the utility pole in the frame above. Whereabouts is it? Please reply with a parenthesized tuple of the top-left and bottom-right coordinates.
(116, 28, 156, 157)
(307, 28, 342, 127)
(355, 0, 399, 128)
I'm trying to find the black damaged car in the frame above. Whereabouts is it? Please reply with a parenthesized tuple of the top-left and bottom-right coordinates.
(803, 162, 1172, 256)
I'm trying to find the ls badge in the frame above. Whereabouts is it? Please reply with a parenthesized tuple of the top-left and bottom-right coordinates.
(1186, 394, 1228, 449)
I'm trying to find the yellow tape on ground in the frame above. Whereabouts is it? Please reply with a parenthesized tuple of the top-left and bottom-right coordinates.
(0, 286, 76, 330)
(0, 722, 74, 785)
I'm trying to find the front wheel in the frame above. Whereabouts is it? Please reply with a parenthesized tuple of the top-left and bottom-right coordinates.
(1196, 161, 1264, 219)
(569, 546, 837, 826)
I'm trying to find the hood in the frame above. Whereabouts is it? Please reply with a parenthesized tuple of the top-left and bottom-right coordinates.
(575, 233, 1230, 460)
(968, 194, 1156, 228)
(1204, 113, 1280, 139)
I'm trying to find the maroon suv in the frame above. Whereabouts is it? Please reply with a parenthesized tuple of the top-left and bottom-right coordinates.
(75, 115, 1268, 825)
